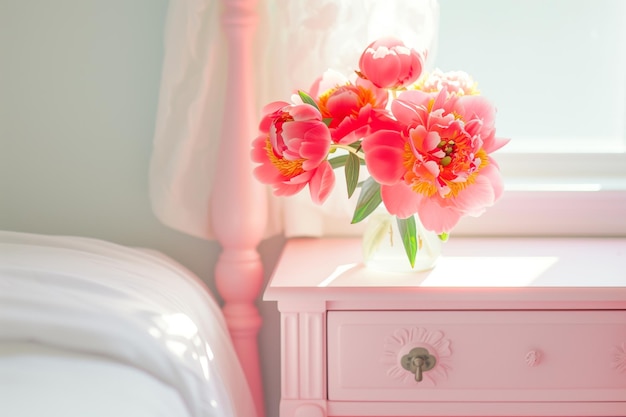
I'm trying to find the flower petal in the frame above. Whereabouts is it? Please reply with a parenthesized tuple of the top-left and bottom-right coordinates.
(418, 198, 463, 233)
(308, 162, 335, 204)
(481, 161, 505, 201)
(452, 171, 497, 213)
(310, 69, 348, 98)
(362, 130, 406, 185)
(380, 182, 421, 219)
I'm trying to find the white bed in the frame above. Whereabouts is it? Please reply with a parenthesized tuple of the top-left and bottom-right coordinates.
(0, 231, 256, 417)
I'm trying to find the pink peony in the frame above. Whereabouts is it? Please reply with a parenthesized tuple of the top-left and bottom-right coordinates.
(415, 69, 479, 96)
(362, 88, 510, 233)
(305, 70, 397, 144)
(251, 102, 335, 204)
(358, 37, 424, 89)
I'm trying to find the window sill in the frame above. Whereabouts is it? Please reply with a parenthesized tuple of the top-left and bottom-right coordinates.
(454, 179, 626, 237)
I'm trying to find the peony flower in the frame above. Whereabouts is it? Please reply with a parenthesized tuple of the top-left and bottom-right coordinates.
(303, 69, 397, 144)
(251, 101, 335, 204)
(414, 69, 479, 96)
(358, 37, 424, 89)
(362, 88, 509, 233)
(250, 38, 510, 268)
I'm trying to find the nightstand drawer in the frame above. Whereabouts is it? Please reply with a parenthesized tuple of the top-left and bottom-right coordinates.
(327, 310, 626, 402)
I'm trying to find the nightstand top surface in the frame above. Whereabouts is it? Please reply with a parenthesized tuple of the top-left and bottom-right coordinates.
(264, 237, 626, 307)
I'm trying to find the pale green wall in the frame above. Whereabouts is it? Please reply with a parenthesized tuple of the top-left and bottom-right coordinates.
(0, 1, 282, 416)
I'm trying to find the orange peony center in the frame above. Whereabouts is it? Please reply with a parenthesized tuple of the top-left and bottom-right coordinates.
(265, 137, 305, 178)
(403, 129, 489, 198)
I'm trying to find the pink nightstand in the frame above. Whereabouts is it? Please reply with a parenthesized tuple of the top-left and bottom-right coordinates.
(264, 237, 626, 417)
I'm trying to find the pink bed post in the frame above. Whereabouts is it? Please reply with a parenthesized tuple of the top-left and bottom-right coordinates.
(211, 1, 266, 417)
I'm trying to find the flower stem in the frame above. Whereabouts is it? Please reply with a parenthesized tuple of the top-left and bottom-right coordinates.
(330, 144, 365, 160)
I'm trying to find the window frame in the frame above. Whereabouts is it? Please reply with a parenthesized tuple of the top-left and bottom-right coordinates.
(433, 0, 626, 238)
(452, 151, 626, 237)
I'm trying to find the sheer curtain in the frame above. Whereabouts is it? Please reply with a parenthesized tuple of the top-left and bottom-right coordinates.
(149, 0, 440, 241)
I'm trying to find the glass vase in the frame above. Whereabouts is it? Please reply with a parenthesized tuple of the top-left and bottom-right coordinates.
(362, 210, 442, 273)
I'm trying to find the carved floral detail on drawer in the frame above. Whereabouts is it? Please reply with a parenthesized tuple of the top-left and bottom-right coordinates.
(381, 327, 452, 386)
(612, 342, 626, 373)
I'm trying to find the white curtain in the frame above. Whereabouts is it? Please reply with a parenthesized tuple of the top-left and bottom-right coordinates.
(149, 0, 440, 241)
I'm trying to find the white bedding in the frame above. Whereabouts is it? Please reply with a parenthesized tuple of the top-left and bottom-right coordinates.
(0, 231, 256, 417)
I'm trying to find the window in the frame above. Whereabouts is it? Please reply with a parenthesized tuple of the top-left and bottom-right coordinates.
(435, 0, 626, 236)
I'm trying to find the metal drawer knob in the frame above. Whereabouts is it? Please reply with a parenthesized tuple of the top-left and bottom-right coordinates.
(400, 347, 437, 382)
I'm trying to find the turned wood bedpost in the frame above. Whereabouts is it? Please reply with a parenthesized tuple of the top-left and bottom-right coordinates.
(211, 1, 266, 417)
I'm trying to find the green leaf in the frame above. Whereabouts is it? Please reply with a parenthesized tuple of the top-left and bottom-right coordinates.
(298, 90, 319, 111)
(397, 216, 418, 268)
(345, 153, 360, 198)
(351, 177, 382, 223)
(322, 117, 333, 127)
(328, 155, 348, 169)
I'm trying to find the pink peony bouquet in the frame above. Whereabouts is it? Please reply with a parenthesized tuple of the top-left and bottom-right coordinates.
(251, 37, 509, 266)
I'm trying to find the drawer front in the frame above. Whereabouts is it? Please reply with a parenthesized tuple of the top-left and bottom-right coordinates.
(327, 310, 626, 402)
